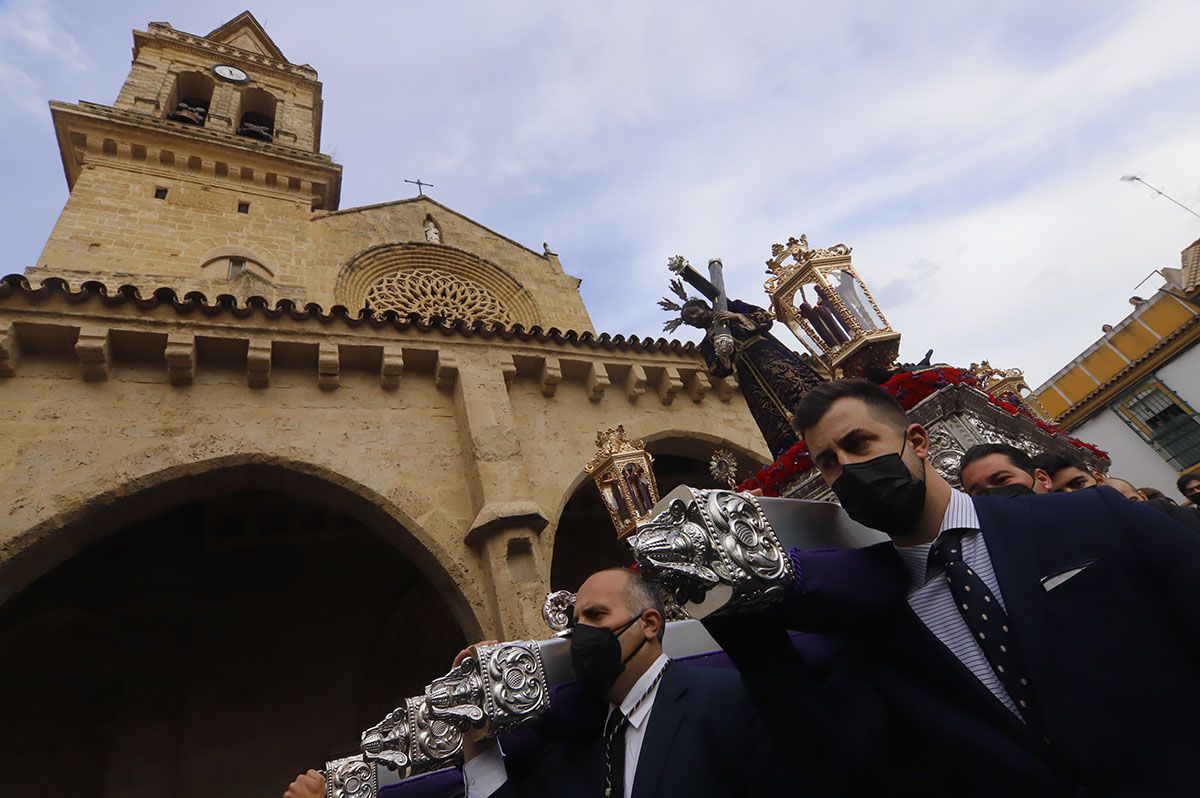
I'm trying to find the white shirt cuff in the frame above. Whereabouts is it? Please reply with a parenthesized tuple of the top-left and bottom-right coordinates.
(462, 745, 507, 797)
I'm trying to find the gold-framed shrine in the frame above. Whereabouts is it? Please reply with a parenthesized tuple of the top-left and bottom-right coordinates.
(765, 235, 901, 378)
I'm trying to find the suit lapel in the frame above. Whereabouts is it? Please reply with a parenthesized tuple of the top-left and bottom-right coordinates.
(885, 601, 1032, 740)
(974, 497, 1056, 724)
(630, 662, 687, 798)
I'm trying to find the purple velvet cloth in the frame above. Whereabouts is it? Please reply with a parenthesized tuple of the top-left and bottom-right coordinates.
(781, 544, 905, 632)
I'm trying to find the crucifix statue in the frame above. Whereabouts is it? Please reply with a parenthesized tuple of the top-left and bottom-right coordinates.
(668, 256, 736, 368)
(660, 256, 823, 458)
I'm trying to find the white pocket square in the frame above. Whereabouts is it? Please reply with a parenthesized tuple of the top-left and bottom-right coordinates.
(1041, 561, 1095, 591)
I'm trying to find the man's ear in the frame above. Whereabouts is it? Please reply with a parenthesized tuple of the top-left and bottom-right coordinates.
(1093, 471, 1107, 485)
(1033, 468, 1053, 493)
(907, 423, 930, 461)
(641, 609, 663, 642)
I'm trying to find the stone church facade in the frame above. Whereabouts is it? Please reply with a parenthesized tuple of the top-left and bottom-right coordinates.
(0, 13, 768, 796)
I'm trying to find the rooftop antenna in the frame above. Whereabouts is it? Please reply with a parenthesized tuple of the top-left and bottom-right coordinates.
(1119, 175, 1200, 220)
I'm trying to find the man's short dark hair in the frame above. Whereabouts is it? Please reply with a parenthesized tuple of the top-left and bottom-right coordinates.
(1031, 450, 1091, 477)
(793, 378, 909, 437)
(1177, 473, 1200, 493)
(958, 443, 1035, 482)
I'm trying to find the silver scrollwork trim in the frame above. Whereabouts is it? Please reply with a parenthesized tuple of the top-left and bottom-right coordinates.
(406, 695, 463, 771)
(542, 590, 575, 632)
(325, 755, 377, 798)
(476, 641, 551, 734)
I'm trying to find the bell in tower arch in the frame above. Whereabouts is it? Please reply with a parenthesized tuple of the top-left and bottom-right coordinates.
(166, 72, 214, 127)
(168, 99, 208, 126)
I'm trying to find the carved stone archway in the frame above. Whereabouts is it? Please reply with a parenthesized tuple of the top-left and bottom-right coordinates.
(0, 462, 473, 798)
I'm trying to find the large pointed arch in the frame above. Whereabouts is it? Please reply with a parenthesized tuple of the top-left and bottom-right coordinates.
(0, 453, 481, 639)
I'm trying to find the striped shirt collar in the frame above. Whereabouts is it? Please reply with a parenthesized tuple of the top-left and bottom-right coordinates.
(894, 488, 981, 588)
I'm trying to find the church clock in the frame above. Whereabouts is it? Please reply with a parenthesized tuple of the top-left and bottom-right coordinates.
(212, 64, 249, 83)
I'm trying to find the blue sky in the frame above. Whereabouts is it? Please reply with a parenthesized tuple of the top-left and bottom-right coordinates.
(2, 0, 1199, 385)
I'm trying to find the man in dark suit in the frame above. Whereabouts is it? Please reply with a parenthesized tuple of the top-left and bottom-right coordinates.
(459, 567, 789, 798)
(715, 378, 1200, 797)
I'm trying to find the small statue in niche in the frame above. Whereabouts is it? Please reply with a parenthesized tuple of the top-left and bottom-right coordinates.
(424, 217, 442, 244)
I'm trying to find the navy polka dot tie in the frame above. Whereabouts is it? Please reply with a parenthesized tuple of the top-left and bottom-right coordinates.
(930, 529, 1042, 734)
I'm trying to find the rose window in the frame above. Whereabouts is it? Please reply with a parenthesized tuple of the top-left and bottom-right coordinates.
(365, 267, 513, 325)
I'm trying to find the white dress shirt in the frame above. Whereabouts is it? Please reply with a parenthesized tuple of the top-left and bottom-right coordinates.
(893, 488, 1021, 718)
(463, 653, 671, 797)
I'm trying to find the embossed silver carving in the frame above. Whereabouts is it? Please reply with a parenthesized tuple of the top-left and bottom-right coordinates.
(324, 755, 377, 798)
(426, 641, 551, 736)
(425, 657, 486, 726)
(359, 695, 463, 775)
(360, 705, 411, 771)
(627, 487, 795, 613)
(542, 589, 576, 632)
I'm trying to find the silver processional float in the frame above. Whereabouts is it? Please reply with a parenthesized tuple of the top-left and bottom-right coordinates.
(317, 238, 1108, 795)
(320, 426, 886, 798)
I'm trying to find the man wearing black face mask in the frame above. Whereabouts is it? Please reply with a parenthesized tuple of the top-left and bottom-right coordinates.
(712, 378, 1200, 797)
(458, 568, 791, 798)
(957, 443, 1053, 498)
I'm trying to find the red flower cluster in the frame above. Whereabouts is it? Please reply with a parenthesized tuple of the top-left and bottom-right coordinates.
(737, 366, 1109, 496)
(882, 366, 979, 409)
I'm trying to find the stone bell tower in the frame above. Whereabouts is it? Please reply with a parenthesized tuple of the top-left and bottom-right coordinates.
(34, 11, 342, 297)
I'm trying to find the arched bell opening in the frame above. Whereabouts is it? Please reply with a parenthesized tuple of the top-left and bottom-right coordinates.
(165, 71, 215, 126)
(0, 476, 469, 798)
(236, 87, 277, 142)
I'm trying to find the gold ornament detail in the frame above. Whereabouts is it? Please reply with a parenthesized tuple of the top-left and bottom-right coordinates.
(366, 267, 513, 326)
(586, 426, 660, 540)
(967, 361, 1050, 420)
(761, 233, 899, 378)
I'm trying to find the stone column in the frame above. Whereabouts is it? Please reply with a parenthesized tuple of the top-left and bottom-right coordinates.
(452, 351, 550, 639)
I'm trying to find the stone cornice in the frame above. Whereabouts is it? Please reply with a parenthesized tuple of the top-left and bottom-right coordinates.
(55, 101, 338, 169)
(50, 101, 342, 208)
(0, 274, 706, 360)
(135, 26, 318, 84)
(0, 274, 733, 404)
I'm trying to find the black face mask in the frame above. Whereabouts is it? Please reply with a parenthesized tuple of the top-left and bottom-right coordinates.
(831, 441, 926, 538)
(569, 613, 647, 695)
(984, 483, 1035, 498)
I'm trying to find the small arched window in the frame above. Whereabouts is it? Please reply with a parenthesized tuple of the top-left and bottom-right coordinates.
(200, 247, 275, 282)
(236, 88, 277, 142)
(166, 72, 215, 126)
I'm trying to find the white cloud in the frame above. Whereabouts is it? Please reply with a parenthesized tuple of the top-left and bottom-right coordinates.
(0, 0, 90, 73)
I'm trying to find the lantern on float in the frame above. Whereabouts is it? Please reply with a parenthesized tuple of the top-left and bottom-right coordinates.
(585, 426, 660, 540)
(764, 235, 901, 378)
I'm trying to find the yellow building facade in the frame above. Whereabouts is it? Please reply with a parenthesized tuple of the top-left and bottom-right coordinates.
(1034, 238, 1200, 501)
(0, 14, 769, 797)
